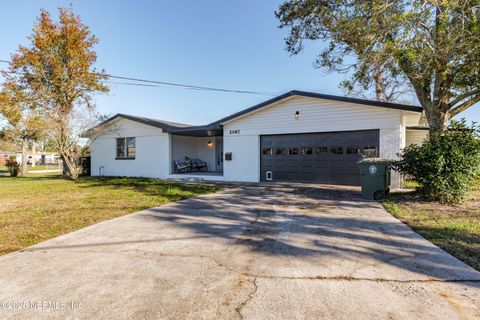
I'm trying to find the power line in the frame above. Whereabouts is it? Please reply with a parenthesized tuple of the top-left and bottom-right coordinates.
(103, 81, 158, 88)
(106, 74, 274, 95)
(0, 59, 276, 96)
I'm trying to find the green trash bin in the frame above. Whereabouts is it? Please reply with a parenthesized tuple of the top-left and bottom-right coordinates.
(358, 159, 391, 200)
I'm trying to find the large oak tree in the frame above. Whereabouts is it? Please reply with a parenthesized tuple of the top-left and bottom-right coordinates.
(276, 0, 480, 133)
(1, 7, 108, 179)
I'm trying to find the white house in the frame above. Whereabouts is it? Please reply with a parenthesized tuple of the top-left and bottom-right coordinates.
(84, 90, 428, 187)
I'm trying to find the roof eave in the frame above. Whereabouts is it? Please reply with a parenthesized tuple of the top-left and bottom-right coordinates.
(81, 113, 189, 137)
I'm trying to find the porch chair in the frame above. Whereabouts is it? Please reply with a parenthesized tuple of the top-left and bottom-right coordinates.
(173, 160, 190, 173)
(191, 158, 208, 172)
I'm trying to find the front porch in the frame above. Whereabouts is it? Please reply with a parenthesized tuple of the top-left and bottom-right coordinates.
(167, 171, 225, 181)
(168, 132, 224, 181)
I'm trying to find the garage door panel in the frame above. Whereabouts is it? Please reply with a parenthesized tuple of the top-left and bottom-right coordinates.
(313, 159, 329, 168)
(299, 160, 314, 169)
(300, 173, 316, 181)
(286, 159, 298, 168)
(273, 172, 287, 180)
(260, 130, 379, 185)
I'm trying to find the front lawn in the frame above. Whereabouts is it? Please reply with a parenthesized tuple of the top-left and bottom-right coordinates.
(0, 174, 219, 255)
(27, 164, 61, 171)
(383, 181, 480, 271)
(0, 164, 60, 172)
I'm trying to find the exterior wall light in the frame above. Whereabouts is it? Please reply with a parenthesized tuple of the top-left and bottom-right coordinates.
(295, 111, 300, 120)
(207, 141, 213, 148)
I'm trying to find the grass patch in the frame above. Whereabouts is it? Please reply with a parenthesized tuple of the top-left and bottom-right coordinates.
(27, 164, 61, 171)
(382, 181, 480, 271)
(0, 174, 219, 255)
(0, 164, 60, 172)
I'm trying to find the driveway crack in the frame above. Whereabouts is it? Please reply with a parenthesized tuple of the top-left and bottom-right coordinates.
(22, 246, 480, 284)
(118, 249, 480, 284)
(235, 277, 258, 319)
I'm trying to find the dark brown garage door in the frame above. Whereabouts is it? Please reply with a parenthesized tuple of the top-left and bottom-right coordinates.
(260, 130, 379, 185)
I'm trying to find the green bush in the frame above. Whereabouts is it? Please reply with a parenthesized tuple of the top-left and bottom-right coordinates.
(394, 120, 480, 203)
(5, 157, 21, 177)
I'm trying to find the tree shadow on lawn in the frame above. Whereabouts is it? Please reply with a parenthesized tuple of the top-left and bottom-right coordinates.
(401, 223, 480, 272)
(386, 191, 480, 272)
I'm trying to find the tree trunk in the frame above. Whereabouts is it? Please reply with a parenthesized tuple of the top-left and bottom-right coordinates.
(21, 137, 28, 175)
(425, 104, 449, 134)
(31, 141, 36, 168)
(374, 68, 383, 102)
(61, 152, 80, 180)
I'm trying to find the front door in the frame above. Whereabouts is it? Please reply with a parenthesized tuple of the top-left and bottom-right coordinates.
(215, 137, 223, 171)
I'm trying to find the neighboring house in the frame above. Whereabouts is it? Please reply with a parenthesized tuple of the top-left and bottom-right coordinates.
(0, 152, 60, 165)
(84, 90, 428, 187)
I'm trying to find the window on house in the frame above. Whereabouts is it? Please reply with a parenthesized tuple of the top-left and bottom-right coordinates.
(116, 137, 136, 159)
(315, 146, 328, 154)
(301, 147, 313, 155)
(275, 148, 286, 155)
(288, 147, 299, 155)
(263, 148, 273, 155)
(331, 147, 343, 154)
(346, 147, 360, 154)
(127, 137, 136, 158)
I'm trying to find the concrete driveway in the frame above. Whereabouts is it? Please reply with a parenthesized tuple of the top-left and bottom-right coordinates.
(0, 184, 479, 319)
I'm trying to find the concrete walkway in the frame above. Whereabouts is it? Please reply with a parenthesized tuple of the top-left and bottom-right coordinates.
(0, 184, 479, 319)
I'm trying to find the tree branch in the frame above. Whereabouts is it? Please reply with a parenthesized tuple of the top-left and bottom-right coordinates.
(449, 95, 480, 117)
(449, 89, 480, 107)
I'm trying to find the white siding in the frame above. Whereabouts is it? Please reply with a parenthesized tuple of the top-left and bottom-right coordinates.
(223, 96, 406, 185)
(224, 135, 259, 182)
(380, 127, 403, 187)
(223, 97, 402, 135)
(197, 137, 217, 171)
(406, 130, 429, 147)
(90, 118, 170, 178)
(403, 113, 424, 127)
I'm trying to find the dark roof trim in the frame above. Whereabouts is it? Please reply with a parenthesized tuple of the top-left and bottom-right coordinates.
(212, 90, 423, 125)
(406, 126, 430, 130)
(167, 123, 223, 136)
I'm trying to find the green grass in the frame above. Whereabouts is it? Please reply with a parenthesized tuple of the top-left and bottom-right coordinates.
(0, 164, 60, 172)
(27, 164, 61, 171)
(0, 174, 220, 255)
(382, 181, 480, 271)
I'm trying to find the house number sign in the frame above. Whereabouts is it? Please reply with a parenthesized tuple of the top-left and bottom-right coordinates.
(228, 129, 240, 135)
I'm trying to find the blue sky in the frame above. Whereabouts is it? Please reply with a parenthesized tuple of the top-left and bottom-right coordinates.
(1, 0, 478, 125)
